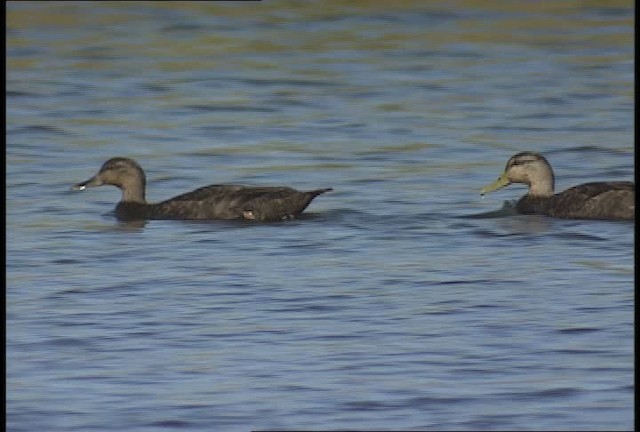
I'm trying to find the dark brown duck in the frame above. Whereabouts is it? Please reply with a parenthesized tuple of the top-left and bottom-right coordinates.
(480, 151, 634, 220)
(73, 157, 332, 221)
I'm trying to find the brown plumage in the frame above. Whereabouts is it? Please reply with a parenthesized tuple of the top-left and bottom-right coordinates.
(480, 152, 634, 220)
(73, 157, 332, 221)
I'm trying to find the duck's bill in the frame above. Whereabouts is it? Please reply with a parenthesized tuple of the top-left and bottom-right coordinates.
(71, 175, 101, 191)
(480, 172, 510, 196)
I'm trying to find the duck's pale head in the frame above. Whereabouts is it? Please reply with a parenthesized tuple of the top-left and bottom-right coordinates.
(73, 157, 147, 202)
(481, 151, 555, 197)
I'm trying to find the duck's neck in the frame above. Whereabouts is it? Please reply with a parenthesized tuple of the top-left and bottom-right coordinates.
(528, 180, 554, 197)
(527, 164, 555, 197)
(120, 178, 147, 203)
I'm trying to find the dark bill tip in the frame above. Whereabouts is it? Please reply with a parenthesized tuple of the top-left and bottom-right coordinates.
(72, 175, 101, 191)
(71, 183, 88, 191)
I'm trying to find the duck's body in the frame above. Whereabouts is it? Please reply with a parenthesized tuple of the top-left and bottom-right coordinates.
(480, 152, 634, 220)
(73, 157, 331, 221)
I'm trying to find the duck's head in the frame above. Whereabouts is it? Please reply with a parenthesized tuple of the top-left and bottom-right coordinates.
(480, 151, 555, 197)
(73, 157, 147, 202)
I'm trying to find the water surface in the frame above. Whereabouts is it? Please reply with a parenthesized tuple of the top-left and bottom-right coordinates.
(6, 1, 634, 431)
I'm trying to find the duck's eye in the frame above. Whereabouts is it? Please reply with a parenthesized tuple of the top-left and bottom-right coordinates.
(510, 158, 530, 167)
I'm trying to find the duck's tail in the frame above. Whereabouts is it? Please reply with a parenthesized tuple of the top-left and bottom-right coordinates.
(308, 188, 333, 198)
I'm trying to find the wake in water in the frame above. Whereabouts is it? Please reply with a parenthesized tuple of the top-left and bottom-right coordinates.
(461, 200, 520, 219)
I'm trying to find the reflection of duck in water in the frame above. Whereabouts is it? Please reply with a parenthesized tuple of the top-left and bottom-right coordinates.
(73, 157, 332, 221)
(480, 152, 634, 220)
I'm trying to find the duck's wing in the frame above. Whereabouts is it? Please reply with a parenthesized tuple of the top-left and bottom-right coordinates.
(164, 184, 249, 202)
(154, 185, 331, 220)
(551, 181, 634, 220)
(240, 187, 332, 221)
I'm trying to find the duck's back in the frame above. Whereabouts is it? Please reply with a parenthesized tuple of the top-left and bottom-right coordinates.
(518, 181, 635, 220)
(150, 184, 331, 221)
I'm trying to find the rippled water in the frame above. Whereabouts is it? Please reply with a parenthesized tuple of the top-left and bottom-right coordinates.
(6, 1, 634, 431)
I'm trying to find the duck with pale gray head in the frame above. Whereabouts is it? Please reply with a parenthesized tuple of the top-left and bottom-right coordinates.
(480, 151, 634, 220)
(73, 157, 332, 221)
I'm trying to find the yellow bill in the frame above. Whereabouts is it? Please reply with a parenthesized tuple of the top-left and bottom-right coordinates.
(480, 172, 510, 196)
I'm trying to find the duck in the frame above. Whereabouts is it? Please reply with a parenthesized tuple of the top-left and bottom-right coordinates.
(480, 151, 634, 220)
(72, 157, 332, 221)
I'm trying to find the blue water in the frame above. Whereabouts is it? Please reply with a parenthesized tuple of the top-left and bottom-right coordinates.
(6, 2, 634, 431)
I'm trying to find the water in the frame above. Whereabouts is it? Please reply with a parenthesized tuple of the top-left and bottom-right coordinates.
(6, 1, 634, 431)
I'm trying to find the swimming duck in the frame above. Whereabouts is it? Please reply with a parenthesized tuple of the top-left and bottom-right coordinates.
(480, 151, 634, 220)
(73, 157, 332, 221)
